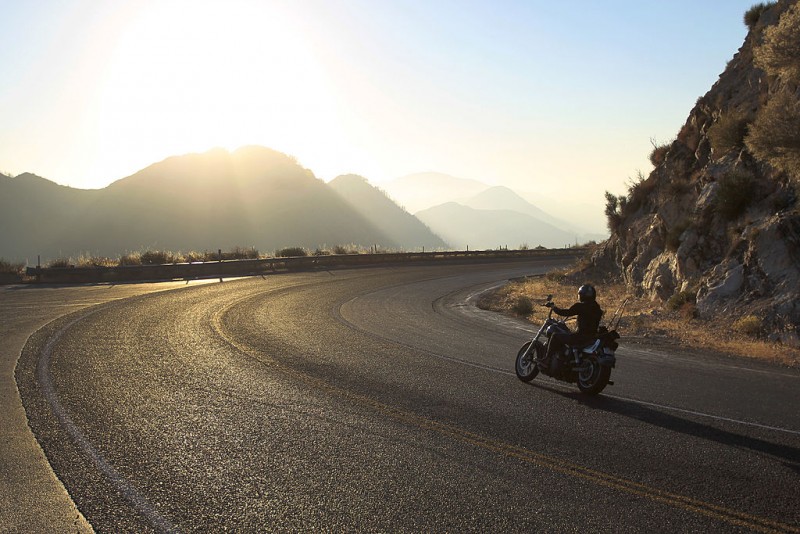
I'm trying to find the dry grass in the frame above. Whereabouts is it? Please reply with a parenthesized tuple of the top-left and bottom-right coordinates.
(479, 274, 800, 367)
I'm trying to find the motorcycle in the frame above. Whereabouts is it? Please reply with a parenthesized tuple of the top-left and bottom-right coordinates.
(515, 294, 621, 395)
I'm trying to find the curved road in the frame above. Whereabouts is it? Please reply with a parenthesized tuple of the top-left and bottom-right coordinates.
(11, 261, 800, 532)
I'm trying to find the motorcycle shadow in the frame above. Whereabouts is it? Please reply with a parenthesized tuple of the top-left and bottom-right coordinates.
(528, 382, 800, 473)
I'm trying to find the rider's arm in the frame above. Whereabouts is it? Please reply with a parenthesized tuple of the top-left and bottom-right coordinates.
(552, 303, 581, 317)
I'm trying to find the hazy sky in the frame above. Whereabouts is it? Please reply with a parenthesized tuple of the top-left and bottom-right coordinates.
(1, 0, 757, 206)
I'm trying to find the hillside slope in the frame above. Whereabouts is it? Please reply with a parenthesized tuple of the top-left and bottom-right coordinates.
(592, 0, 800, 344)
(328, 174, 448, 250)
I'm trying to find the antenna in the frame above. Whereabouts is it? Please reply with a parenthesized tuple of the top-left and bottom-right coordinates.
(609, 297, 630, 330)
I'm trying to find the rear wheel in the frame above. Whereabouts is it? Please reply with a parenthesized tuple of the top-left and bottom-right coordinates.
(576, 354, 611, 395)
(515, 341, 540, 382)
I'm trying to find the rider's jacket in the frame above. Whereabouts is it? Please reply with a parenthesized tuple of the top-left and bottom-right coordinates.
(552, 301, 603, 339)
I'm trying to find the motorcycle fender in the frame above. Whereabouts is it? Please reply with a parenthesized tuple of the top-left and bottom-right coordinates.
(598, 352, 616, 368)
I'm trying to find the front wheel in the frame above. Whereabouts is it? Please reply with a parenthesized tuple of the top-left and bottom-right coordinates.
(515, 341, 540, 382)
(576, 354, 611, 395)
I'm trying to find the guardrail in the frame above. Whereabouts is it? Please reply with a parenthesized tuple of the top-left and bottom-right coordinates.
(22, 248, 586, 284)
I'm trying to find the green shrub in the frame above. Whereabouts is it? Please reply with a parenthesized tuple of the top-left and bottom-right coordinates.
(744, 2, 776, 30)
(715, 170, 755, 219)
(708, 110, 750, 157)
(276, 247, 308, 257)
(753, 2, 800, 82)
(745, 92, 800, 180)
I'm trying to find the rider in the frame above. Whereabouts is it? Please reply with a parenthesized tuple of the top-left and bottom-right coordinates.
(542, 284, 603, 368)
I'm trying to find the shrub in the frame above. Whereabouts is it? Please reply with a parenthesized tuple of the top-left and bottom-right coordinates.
(708, 110, 750, 157)
(139, 250, 177, 265)
(715, 170, 755, 219)
(221, 247, 259, 260)
(276, 247, 307, 257)
(512, 296, 533, 316)
(745, 92, 800, 180)
(605, 191, 627, 234)
(666, 290, 696, 310)
(649, 140, 671, 167)
(47, 258, 72, 268)
(733, 315, 762, 338)
(744, 2, 776, 30)
(0, 259, 24, 274)
(753, 2, 800, 82)
(627, 171, 655, 210)
(332, 244, 358, 255)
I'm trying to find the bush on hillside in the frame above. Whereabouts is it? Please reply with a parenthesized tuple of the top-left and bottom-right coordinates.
(715, 170, 755, 220)
(604, 191, 624, 233)
(649, 139, 671, 167)
(708, 110, 750, 157)
(744, 2, 776, 30)
(746, 92, 800, 180)
(753, 2, 800, 82)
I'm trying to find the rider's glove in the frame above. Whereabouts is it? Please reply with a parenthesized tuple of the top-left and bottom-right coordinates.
(545, 302, 554, 308)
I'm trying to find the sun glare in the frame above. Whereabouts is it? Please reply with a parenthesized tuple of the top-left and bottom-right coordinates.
(93, 1, 340, 179)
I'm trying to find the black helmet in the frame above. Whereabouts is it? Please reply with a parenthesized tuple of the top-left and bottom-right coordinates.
(578, 284, 596, 302)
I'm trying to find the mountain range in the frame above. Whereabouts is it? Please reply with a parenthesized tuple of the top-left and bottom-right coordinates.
(1, 146, 602, 263)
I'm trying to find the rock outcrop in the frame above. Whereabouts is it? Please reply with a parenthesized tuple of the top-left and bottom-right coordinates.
(593, 0, 800, 344)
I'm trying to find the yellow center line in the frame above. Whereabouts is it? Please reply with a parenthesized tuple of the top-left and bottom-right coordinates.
(211, 297, 798, 534)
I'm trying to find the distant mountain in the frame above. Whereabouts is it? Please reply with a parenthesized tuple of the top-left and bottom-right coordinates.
(328, 174, 448, 250)
(0, 147, 415, 262)
(462, 186, 582, 232)
(415, 202, 577, 250)
(380, 172, 490, 213)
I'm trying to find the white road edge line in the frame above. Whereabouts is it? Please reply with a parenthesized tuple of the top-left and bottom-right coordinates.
(38, 310, 177, 533)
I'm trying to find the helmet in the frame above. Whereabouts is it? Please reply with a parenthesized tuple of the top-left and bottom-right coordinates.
(578, 284, 596, 302)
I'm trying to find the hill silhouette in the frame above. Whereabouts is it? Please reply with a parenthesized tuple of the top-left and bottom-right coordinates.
(328, 174, 448, 250)
(0, 147, 445, 262)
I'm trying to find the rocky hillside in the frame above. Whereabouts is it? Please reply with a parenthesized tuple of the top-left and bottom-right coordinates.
(592, 0, 800, 345)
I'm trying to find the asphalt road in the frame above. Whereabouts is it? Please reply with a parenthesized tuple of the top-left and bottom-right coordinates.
(9, 260, 800, 532)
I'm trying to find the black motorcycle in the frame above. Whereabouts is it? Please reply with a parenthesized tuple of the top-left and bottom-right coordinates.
(515, 294, 621, 395)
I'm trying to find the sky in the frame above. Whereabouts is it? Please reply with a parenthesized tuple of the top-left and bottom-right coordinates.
(0, 0, 759, 209)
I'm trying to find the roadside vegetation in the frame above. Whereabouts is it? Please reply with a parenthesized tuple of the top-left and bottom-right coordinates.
(478, 259, 800, 367)
(28, 244, 393, 269)
(0, 259, 24, 275)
